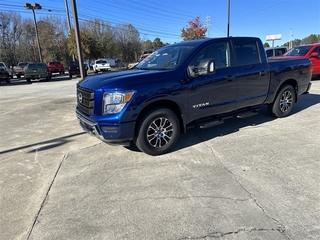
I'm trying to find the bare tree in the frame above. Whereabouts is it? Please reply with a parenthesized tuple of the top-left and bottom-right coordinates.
(0, 11, 23, 65)
(114, 23, 141, 63)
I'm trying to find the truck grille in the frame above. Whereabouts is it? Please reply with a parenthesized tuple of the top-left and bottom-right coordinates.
(77, 87, 94, 115)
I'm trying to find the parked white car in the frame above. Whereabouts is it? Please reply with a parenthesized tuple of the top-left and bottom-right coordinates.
(92, 59, 111, 73)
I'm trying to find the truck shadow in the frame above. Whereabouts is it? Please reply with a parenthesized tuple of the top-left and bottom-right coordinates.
(173, 93, 320, 153)
(126, 93, 320, 154)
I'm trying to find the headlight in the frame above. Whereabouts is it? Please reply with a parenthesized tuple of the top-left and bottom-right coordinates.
(103, 91, 135, 114)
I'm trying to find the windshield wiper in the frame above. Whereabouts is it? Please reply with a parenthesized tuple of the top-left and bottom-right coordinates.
(136, 67, 150, 70)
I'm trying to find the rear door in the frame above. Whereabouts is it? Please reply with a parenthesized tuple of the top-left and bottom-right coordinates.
(232, 39, 270, 109)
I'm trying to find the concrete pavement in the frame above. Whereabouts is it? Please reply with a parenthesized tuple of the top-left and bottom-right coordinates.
(1, 76, 319, 239)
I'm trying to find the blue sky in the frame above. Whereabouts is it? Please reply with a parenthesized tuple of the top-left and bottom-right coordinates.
(3, 0, 320, 46)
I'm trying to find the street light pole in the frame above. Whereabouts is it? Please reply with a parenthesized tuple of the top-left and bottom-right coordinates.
(227, 0, 230, 37)
(24, 3, 43, 63)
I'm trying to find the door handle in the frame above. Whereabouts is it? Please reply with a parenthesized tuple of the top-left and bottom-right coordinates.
(225, 75, 235, 81)
(259, 70, 266, 76)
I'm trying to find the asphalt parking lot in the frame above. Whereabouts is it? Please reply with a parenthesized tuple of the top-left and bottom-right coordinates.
(1, 75, 319, 240)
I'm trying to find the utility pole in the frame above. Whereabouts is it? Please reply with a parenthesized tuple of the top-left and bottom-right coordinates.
(70, 0, 85, 79)
(64, 0, 72, 32)
(64, 0, 75, 60)
(205, 16, 211, 38)
(289, 28, 293, 49)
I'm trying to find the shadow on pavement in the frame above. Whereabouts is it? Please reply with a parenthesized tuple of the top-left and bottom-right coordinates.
(126, 93, 320, 154)
(0, 132, 85, 155)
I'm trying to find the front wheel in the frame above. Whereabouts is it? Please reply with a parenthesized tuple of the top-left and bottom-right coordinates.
(268, 84, 296, 118)
(134, 108, 180, 156)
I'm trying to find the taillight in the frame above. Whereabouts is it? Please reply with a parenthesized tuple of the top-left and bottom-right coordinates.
(308, 64, 313, 76)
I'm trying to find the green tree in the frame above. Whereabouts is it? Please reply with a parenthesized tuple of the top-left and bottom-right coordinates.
(264, 42, 270, 48)
(302, 34, 320, 44)
(141, 39, 153, 51)
(67, 28, 100, 61)
(37, 16, 68, 64)
(283, 34, 320, 48)
(153, 37, 167, 49)
(181, 16, 207, 41)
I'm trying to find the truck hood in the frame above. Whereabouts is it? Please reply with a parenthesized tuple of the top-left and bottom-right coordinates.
(78, 69, 175, 90)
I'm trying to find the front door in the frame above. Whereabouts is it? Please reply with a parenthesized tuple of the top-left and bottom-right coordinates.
(186, 41, 237, 123)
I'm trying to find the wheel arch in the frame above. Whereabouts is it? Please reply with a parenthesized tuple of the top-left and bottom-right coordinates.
(134, 100, 185, 136)
(275, 78, 298, 103)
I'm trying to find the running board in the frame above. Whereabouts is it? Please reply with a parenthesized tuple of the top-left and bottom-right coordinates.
(199, 120, 224, 129)
(237, 109, 259, 119)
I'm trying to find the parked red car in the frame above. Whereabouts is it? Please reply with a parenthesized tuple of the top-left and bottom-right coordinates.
(271, 43, 320, 79)
(47, 61, 65, 75)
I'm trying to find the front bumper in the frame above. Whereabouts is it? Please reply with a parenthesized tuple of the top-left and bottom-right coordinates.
(302, 82, 312, 94)
(76, 109, 135, 146)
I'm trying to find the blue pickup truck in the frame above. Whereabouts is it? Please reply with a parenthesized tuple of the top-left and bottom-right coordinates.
(76, 37, 312, 155)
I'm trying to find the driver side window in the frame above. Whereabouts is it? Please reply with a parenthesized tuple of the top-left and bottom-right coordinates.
(191, 42, 230, 69)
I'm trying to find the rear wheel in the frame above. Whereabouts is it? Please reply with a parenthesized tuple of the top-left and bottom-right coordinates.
(134, 108, 180, 156)
(5, 76, 11, 83)
(69, 73, 72, 78)
(26, 78, 31, 83)
(268, 84, 296, 118)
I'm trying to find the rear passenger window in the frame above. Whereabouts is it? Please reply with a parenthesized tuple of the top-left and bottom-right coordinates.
(234, 40, 260, 65)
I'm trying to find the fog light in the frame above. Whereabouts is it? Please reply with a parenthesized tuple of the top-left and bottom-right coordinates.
(102, 126, 118, 133)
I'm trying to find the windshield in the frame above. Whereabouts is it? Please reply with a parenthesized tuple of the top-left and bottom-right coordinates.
(18, 62, 28, 68)
(69, 61, 79, 66)
(96, 60, 107, 64)
(49, 61, 61, 65)
(284, 46, 312, 56)
(136, 45, 195, 70)
(27, 63, 46, 69)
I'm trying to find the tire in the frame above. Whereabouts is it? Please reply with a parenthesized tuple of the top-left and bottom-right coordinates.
(5, 76, 11, 83)
(134, 108, 180, 156)
(16, 74, 21, 79)
(69, 73, 72, 79)
(268, 84, 296, 118)
(26, 78, 31, 83)
(46, 75, 51, 81)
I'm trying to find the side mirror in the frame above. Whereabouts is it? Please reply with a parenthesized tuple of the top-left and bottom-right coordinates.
(310, 52, 319, 58)
(187, 59, 216, 79)
(198, 59, 215, 75)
